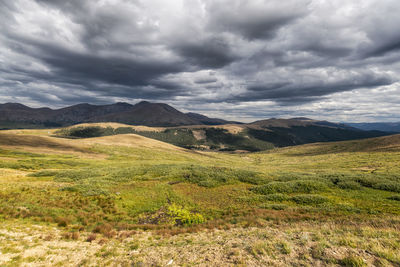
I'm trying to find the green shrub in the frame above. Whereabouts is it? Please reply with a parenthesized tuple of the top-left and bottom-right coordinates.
(374, 181, 400, 193)
(59, 184, 109, 196)
(261, 204, 288, 210)
(336, 181, 362, 190)
(262, 193, 289, 202)
(167, 204, 205, 226)
(55, 126, 135, 139)
(388, 195, 400, 201)
(28, 170, 59, 177)
(252, 180, 328, 195)
(355, 176, 383, 188)
(178, 165, 260, 187)
(291, 195, 329, 205)
(54, 169, 103, 182)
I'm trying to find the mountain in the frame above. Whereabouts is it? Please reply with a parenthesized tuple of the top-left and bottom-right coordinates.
(185, 112, 237, 125)
(347, 122, 400, 133)
(245, 118, 388, 147)
(0, 101, 228, 128)
(0, 102, 135, 128)
(90, 101, 201, 126)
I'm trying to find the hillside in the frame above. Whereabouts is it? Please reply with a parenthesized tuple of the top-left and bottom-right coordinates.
(53, 119, 391, 152)
(246, 118, 388, 147)
(1, 128, 400, 266)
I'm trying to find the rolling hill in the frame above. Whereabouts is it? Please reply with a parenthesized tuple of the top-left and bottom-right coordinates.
(53, 118, 391, 152)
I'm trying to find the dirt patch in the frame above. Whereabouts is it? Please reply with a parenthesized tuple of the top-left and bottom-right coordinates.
(192, 130, 206, 140)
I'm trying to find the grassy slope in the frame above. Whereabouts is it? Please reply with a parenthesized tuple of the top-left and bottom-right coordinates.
(0, 130, 400, 266)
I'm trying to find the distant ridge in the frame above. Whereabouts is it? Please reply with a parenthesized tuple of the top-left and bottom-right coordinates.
(0, 101, 232, 128)
(348, 122, 400, 133)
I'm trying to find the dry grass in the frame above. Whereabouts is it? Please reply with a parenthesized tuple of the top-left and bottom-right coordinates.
(0, 220, 398, 266)
(0, 133, 87, 152)
(70, 133, 189, 152)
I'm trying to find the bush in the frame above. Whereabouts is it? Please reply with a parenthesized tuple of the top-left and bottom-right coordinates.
(56, 217, 70, 227)
(262, 193, 289, 202)
(261, 204, 288, 210)
(28, 170, 59, 177)
(59, 184, 109, 196)
(388, 195, 400, 201)
(374, 181, 400, 193)
(86, 234, 97, 242)
(178, 165, 260, 187)
(252, 180, 328, 195)
(167, 204, 205, 226)
(291, 195, 329, 205)
(337, 181, 362, 190)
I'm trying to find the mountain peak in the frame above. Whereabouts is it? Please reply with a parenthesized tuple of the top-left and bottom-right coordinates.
(0, 103, 30, 109)
(136, 100, 151, 106)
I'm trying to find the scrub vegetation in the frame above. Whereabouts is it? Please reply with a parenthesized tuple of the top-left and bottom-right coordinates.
(0, 127, 399, 266)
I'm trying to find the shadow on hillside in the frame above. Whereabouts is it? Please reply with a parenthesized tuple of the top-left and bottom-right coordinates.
(0, 133, 89, 153)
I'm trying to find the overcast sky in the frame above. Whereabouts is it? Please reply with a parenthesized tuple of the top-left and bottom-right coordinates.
(1, 0, 400, 122)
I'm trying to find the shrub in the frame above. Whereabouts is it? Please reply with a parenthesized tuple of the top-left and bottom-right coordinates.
(59, 184, 109, 196)
(262, 193, 289, 202)
(252, 180, 328, 195)
(388, 195, 400, 201)
(56, 217, 70, 227)
(261, 204, 288, 210)
(167, 204, 205, 226)
(86, 234, 97, 242)
(374, 181, 400, 193)
(352, 175, 400, 192)
(178, 165, 260, 187)
(28, 170, 59, 177)
(355, 176, 383, 188)
(62, 232, 80, 240)
(291, 195, 329, 205)
(337, 181, 362, 190)
(93, 223, 113, 234)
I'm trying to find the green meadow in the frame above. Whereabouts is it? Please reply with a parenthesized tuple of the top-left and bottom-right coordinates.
(0, 128, 399, 266)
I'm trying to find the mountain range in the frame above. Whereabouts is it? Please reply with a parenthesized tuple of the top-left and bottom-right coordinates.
(0, 101, 392, 151)
(348, 122, 400, 133)
(0, 101, 235, 128)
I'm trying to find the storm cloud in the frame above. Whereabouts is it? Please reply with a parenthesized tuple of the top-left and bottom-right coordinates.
(0, 0, 400, 122)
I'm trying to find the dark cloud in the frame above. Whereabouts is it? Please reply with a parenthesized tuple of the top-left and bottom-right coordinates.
(364, 40, 400, 58)
(172, 36, 238, 69)
(0, 0, 399, 122)
(205, 0, 310, 40)
(229, 71, 393, 104)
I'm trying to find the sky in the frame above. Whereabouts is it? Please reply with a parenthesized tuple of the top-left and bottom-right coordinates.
(0, 0, 400, 122)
